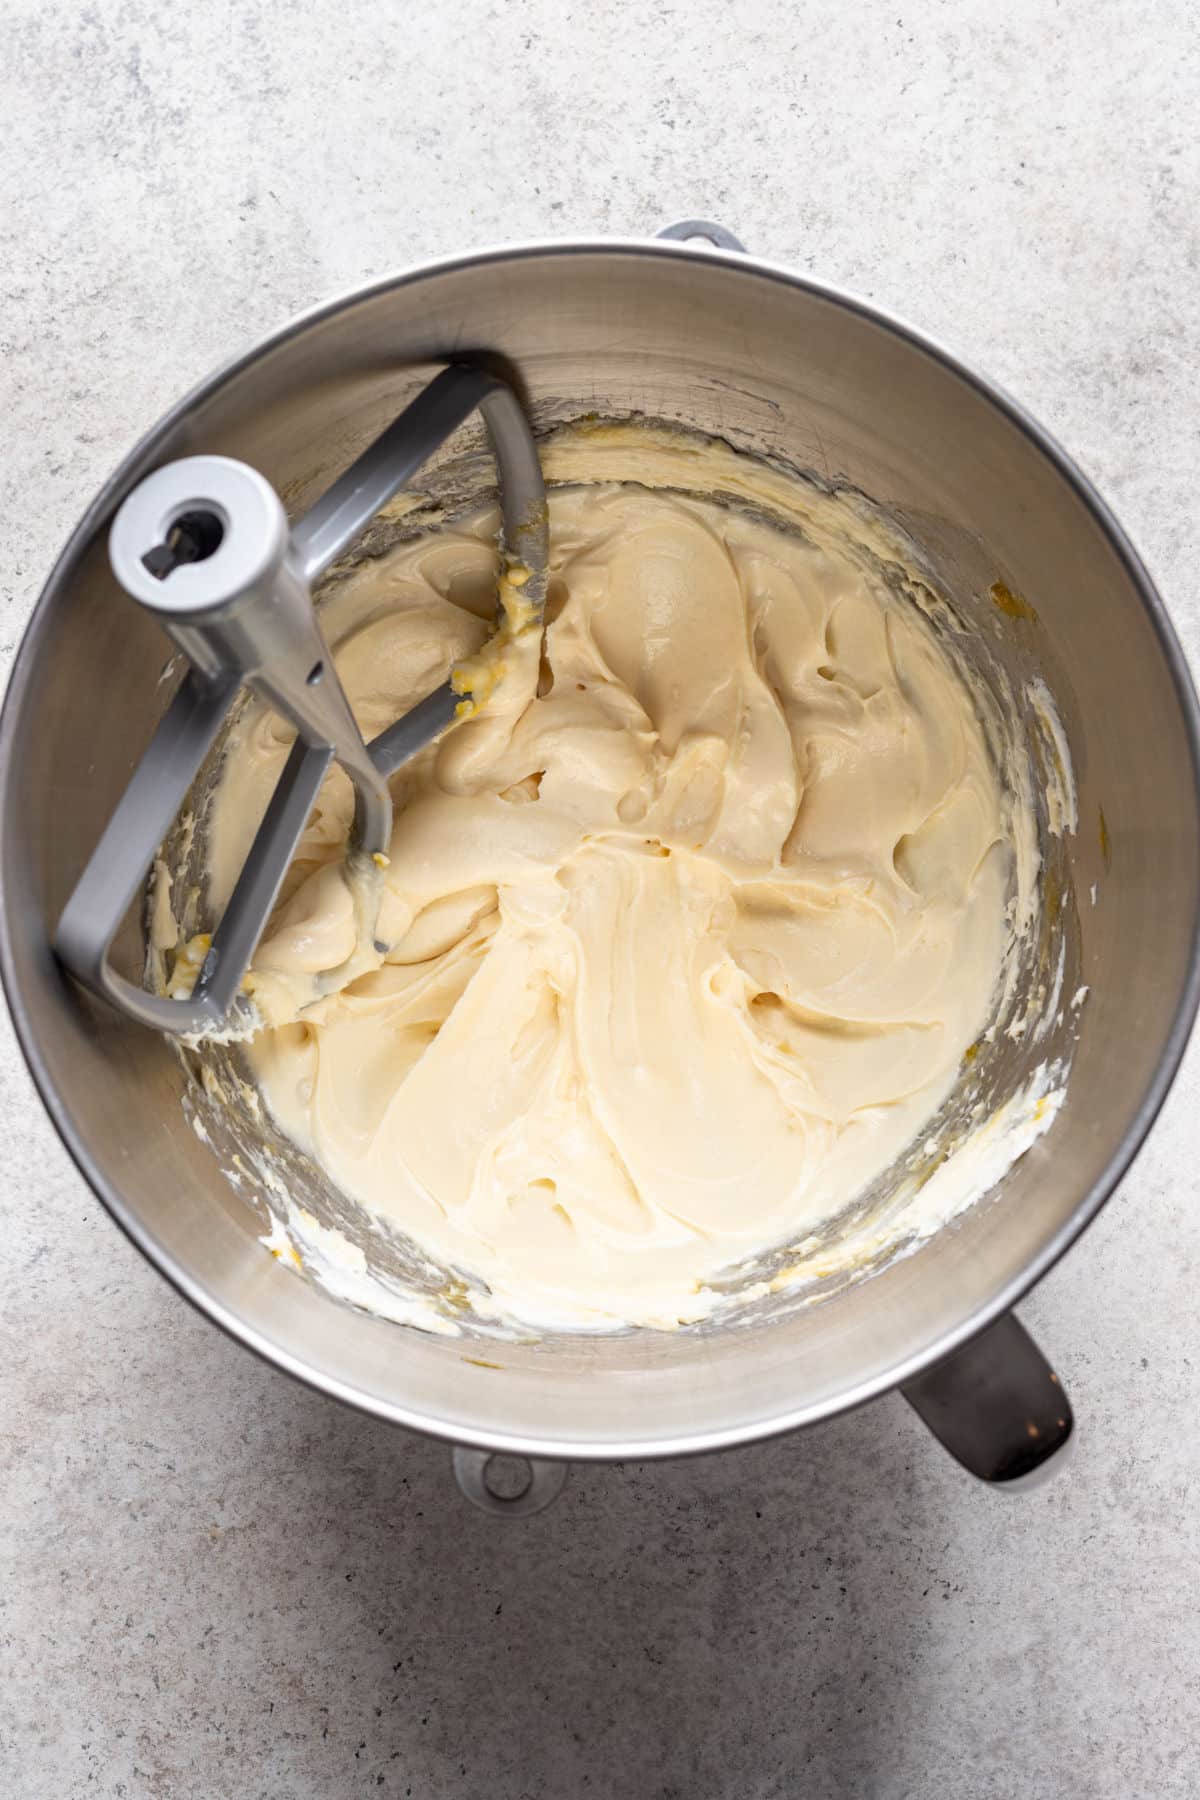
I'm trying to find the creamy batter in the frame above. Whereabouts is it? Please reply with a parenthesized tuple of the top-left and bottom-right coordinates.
(200, 464, 1016, 1329)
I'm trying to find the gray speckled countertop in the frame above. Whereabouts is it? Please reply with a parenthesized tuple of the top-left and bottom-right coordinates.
(3, 3, 1200, 1795)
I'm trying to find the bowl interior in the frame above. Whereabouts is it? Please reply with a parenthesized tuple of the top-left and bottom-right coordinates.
(3, 243, 1198, 1455)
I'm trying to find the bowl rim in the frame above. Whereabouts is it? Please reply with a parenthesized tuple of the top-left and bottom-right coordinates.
(3, 232, 1200, 1461)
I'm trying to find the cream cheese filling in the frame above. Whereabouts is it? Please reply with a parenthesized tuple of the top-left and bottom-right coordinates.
(199, 459, 1023, 1329)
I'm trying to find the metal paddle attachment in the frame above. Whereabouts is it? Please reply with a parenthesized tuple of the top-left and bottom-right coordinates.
(55, 365, 548, 1036)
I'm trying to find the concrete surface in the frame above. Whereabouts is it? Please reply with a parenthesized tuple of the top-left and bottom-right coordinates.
(3, 0, 1200, 1794)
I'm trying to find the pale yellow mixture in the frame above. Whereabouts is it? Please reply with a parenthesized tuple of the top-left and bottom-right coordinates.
(203, 467, 1014, 1329)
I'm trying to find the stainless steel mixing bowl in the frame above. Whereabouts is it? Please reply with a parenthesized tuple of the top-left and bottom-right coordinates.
(4, 228, 1198, 1505)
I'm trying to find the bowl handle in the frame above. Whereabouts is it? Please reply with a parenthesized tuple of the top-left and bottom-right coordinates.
(902, 1310, 1074, 1488)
